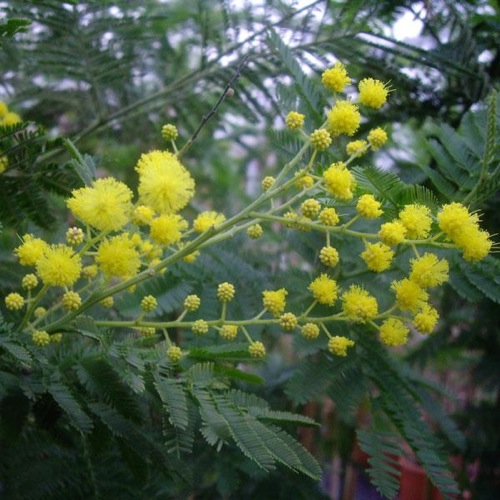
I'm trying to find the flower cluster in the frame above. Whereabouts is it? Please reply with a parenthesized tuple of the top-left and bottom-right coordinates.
(2, 62, 495, 370)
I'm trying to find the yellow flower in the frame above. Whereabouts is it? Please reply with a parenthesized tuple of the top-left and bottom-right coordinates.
(391, 278, 428, 312)
(193, 211, 226, 233)
(301, 323, 320, 340)
(356, 194, 383, 218)
(285, 111, 305, 130)
(1, 111, 22, 126)
(220, 324, 239, 340)
(140, 295, 157, 313)
(150, 214, 188, 245)
(379, 318, 409, 346)
(294, 171, 314, 189)
(341, 285, 378, 322)
(309, 274, 338, 305)
(346, 140, 368, 157)
(32, 330, 51, 346)
(162, 124, 178, 141)
(21, 274, 38, 290)
(62, 291, 82, 311)
(319, 207, 340, 226)
(96, 234, 141, 279)
(249, 341, 266, 358)
(280, 312, 298, 331)
(132, 205, 155, 225)
(0, 101, 8, 117)
(358, 78, 390, 109)
(323, 161, 356, 200)
(36, 245, 82, 287)
(322, 62, 351, 92)
(192, 319, 209, 335)
(310, 128, 332, 151)
(361, 242, 394, 272)
(326, 100, 361, 137)
(328, 336, 355, 356)
(247, 224, 263, 239)
(5, 292, 24, 311)
(67, 178, 133, 232)
(455, 227, 492, 261)
(184, 294, 201, 311)
(262, 288, 287, 317)
(437, 202, 478, 239)
(319, 246, 340, 267)
(378, 220, 407, 246)
(167, 345, 183, 363)
(66, 227, 84, 246)
(409, 253, 449, 288)
(136, 150, 195, 214)
(367, 128, 388, 150)
(301, 199, 321, 219)
(413, 304, 439, 334)
(14, 234, 49, 266)
(398, 204, 432, 239)
(217, 282, 235, 302)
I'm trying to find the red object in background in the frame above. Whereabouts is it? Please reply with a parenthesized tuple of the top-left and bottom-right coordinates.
(399, 457, 446, 500)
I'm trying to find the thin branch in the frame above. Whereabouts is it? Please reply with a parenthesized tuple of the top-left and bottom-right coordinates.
(177, 55, 249, 158)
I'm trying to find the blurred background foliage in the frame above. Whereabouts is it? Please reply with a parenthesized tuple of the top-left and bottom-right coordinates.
(1, 0, 499, 498)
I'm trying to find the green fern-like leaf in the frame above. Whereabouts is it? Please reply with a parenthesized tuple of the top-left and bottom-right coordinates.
(154, 375, 189, 430)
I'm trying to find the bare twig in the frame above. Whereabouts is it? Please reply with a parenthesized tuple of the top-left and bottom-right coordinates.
(177, 55, 250, 158)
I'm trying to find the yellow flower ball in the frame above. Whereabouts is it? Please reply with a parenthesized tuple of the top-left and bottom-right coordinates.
(326, 100, 360, 137)
(322, 62, 351, 92)
(193, 211, 226, 233)
(391, 278, 428, 312)
(150, 214, 188, 245)
(379, 318, 409, 346)
(36, 244, 82, 287)
(96, 234, 141, 279)
(361, 242, 394, 272)
(328, 336, 355, 356)
(323, 162, 356, 200)
(399, 204, 433, 239)
(14, 234, 49, 266)
(341, 285, 378, 322)
(136, 150, 195, 214)
(309, 273, 338, 306)
(358, 78, 390, 109)
(262, 288, 287, 317)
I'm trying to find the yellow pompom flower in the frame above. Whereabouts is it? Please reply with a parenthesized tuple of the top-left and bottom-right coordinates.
(413, 304, 439, 334)
(50, 333, 63, 343)
(356, 194, 383, 218)
(217, 282, 235, 302)
(358, 78, 390, 109)
(167, 345, 183, 363)
(192, 319, 209, 335)
(453, 226, 492, 262)
(322, 62, 351, 92)
(319, 246, 340, 267)
(14, 234, 49, 266)
(346, 140, 368, 157)
(391, 278, 428, 312)
(301, 198, 321, 219)
(280, 312, 298, 331)
(139, 327, 156, 338)
(310, 128, 332, 151)
(378, 220, 407, 246)
(247, 224, 263, 239)
(328, 336, 355, 356)
(326, 100, 361, 137)
(301, 323, 320, 340)
(323, 161, 356, 200)
(0, 101, 8, 117)
(193, 211, 226, 233)
(261, 176, 275, 191)
(82, 265, 98, 279)
(162, 124, 178, 141)
(5, 292, 24, 311)
(341, 285, 378, 322)
(67, 177, 133, 232)
(309, 274, 338, 306)
(62, 291, 82, 311)
(220, 324, 239, 340)
(379, 318, 409, 347)
(150, 214, 188, 245)
(32, 330, 51, 346)
(319, 207, 340, 226)
(409, 253, 449, 288)
(36, 244, 82, 287)
(141, 295, 157, 313)
(437, 202, 478, 239)
(249, 341, 266, 358)
(132, 205, 155, 225)
(2, 111, 22, 126)
(262, 288, 287, 317)
(184, 294, 201, 311)
(66, 227, 84, 246)
(285, 111, 305, 130)
(295, 171, 314, 189)
(34, 307, 47, 318)
(367, 128, 388, 150)
(136, 150, 195, 214)
(21, 274, 38, 290)
(96, 234, 141, 279)
(100, 297, 114, 308)
(398, 204, 432, 239)
(361, 242, 394, 272)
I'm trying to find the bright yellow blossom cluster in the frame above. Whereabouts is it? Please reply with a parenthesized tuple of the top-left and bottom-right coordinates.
(2, 62, 495, 368)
